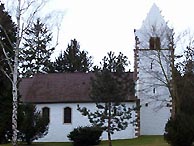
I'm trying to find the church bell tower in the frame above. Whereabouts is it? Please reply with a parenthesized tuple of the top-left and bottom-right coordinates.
(134, 3, 174, 135)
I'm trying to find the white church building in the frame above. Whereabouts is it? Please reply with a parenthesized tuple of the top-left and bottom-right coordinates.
(19, 4, 173, 142)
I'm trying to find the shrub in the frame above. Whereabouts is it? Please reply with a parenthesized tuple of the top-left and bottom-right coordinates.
(67, 126, 103, 146)
(164, 113, 194, 146)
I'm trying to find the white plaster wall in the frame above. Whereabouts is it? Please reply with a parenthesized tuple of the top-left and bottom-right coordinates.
(140, 103, 171, 135)
(136, 50, 172, 135)
(35, 102, 137, 142)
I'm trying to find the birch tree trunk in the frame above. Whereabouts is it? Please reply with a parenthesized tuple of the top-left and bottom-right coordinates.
(107, 102, 112, 146)
(12, 0, 21, 145)
(1, 1, 61, 145)
(12, 62, 18, 146)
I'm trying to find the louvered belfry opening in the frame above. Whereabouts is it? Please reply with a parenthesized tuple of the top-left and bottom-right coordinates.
(149, 37, 161, 50)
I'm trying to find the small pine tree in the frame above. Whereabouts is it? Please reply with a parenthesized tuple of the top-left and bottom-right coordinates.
(78, 52, 135, 146)
(18, 104, 49, 145)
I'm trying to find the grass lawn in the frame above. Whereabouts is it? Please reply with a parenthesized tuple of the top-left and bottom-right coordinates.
(0, 136, 170, 146)
(100, 136, 170, 146)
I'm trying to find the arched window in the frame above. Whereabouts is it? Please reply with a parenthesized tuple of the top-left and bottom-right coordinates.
(64, 107, 72, 123)
(42, 107, 50, 122)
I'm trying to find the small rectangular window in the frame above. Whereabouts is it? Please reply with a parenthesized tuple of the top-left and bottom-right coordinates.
(42, 107, 50, 122)
(149, 37, 160, 50)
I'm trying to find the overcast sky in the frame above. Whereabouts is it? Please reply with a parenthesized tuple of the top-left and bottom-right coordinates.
(5, 0, 194, 69)
(48, 0, 194, 68)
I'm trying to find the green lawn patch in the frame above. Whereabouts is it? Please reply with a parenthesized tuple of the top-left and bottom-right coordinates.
(0, 136, 170, 146)
(99, 136, 170, 146)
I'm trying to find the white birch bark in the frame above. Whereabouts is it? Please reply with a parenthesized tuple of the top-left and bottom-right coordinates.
(12, 0, 21, 145)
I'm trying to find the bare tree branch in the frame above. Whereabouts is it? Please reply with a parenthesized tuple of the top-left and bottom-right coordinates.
(0, 43, 13, 74)
(0, 67, 12, 83)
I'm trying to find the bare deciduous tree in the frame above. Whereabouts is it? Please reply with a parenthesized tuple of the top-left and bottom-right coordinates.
(134, 22, 177, 123)
(0, 1, 63, 145)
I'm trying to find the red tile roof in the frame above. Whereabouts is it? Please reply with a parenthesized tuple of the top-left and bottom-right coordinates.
(19, 72, 136, 103)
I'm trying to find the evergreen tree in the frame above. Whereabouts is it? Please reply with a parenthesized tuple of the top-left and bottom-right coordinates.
(50, 39, 92, 72)
(0, 3, 16, 143)
(78, 52, 135, 146)
(0, 73, 12, 143)
(0, 3, 16, 73)
(164, 44, 194, 146)
(20, 18, 54, 77)
(18, 104, 49, 145)
(49, 50, 64, 72)
(175, 44, 194, 117)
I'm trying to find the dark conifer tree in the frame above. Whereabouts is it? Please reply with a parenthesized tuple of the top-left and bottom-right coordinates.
(0, 3, 16, 143)
(164, 45, 194, 146)
(50, 39, 92, 73)
(20, 18, 54, 77)
(78, 51, 135, 146)
(0, 3, 16, 73)
(0, 73, 12, 143)
(18, 104, 49, 145)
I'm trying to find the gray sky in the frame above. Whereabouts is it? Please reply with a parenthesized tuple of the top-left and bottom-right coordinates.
(5, 0, 194, 69)
(48, 0, 194, 68)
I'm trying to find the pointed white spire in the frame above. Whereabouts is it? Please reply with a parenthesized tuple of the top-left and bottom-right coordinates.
(135, 3, 172, 49)
(141, 3, 166, 29)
